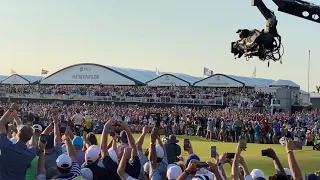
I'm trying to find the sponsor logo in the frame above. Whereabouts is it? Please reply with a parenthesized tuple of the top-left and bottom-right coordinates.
(80, 67, 91, 72)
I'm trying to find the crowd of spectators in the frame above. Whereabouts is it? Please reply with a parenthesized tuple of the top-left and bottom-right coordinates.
(1, 84, 275, 108)
(1, 101, 319, 147)
(0, 102, 319, 180)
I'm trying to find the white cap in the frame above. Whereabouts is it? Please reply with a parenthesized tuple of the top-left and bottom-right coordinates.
(108, 149, 119, 164)
(10, 136, 18, 144)
(56, 154, 72, 168)
(167, 165, 182, 180)
(85, 145, 101, 163)
(33, 124, 43, 132)
(250, 169, 265, 179)
(126, 176, 138, 180)
(244, 175, 253, 180)
(284, 168, 292, 176)
(143, 161, 150, 174)
(81, 168, 93, 180)
(155, 145, 164, 158)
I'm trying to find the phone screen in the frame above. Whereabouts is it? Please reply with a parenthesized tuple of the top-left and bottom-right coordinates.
(197, 162, 209, 168)
(40, 134, 47, 143)
(210, 146, 217, 158)
(183, 139, 190, 151)
(60, 121, 67, 127)
(226, 153, 235, 159)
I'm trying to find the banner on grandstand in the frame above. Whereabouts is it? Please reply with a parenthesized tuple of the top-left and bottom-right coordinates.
(146, 74, 190, 87)
(194, 74, 244, 88)
(40, 64, 136, 85)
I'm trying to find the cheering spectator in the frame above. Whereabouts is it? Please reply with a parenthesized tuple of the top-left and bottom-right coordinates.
(165, 135, 181, 164)
(0, 103, 37, 180)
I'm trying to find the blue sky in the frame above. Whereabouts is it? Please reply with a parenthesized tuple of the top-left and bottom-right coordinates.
(0, 0, 319, 91)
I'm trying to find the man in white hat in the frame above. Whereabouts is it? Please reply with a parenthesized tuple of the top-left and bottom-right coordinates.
(55, 137, 82, 179)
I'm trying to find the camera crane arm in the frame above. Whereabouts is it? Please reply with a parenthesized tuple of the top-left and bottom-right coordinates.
(252, 0, 279, 35)
(272, 0, 320, 24)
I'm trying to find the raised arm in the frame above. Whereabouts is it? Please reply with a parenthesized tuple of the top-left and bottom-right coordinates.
(120, 121, 138, 157)
(52, 115, 61, 145)
(286, 141, 303, 180)
(100, 119, 114, 157)
(117, 147, 132, 180)
(265, 148, 285, 175)
(41, 123, 53, 135)
(232, 139, 247, 180)
(11, 110, 22, 126)
(0, 103, 19, 134)
(65, 137, 77, 162)
(136, 126, 148, 152)
(37, 139, 47, 175)
(157, 135, 166, 157)
(149, 127, 158, 170)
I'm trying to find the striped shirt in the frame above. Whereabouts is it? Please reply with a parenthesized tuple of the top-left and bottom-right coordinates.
(37, 162, 82, 180)
(57, 162, 82, 180)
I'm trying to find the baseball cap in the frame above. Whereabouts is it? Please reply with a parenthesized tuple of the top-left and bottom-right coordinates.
(284, 168, 292, 176)
(250, 169, 265, 179)
(108, 149, 119, 164)
(143, 161, 150, 174)
(186, 154, 200, 167)
(306, 174, 318, 180)
(167, 165, 182, 180)
(81, 168, 93, 180)
(155, 145, 164, 158)
(32, 124, 43, 132)
(85, 145, 101, 163)
(56, 154, 72, 169)
(126, 176, 138, 180)
(72, 136, 83, 147)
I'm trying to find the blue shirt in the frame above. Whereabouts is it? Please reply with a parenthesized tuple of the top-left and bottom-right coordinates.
(0, 133, 37, 180)
(254, 125, 261, 136)
(273, 123, 280, 133)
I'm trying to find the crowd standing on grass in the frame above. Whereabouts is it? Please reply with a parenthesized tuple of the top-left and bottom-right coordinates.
(0, 101, 319, 147)
(0, 102, 319, 180)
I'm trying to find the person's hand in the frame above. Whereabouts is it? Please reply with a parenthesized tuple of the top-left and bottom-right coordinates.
(123, 147, 132, 160)
(142, 126, 149, 135)
(10, 103, 19, 111)
(105, 118, 115, 128)
(177, 156, 184, 162)
(11, 110, 19, 119)
(150, 127, 158, 144)
(38, 139, 46, 151)
(286, 140, 302, 151)
(186, 159, 198, 174)
(207, 161, 218, 172)
(118, 120, 129, 130)
(265, 148, 277, 160)
(237, 139, 247, 153)
(82, 131, 87, 140)
(218, 152, 227, 164)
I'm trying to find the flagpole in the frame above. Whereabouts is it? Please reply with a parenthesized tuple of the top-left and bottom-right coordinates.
(308, 50, 311, 103)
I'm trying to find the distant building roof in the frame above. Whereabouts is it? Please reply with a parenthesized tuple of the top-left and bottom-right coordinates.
(0, 75, 7, 81)
(1, 74, 42, 84)
(227, 75, 275, 87)
(269, 79, 300, 88)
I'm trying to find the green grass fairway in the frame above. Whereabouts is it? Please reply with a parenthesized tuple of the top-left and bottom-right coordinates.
(96, 134, 320, 178)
